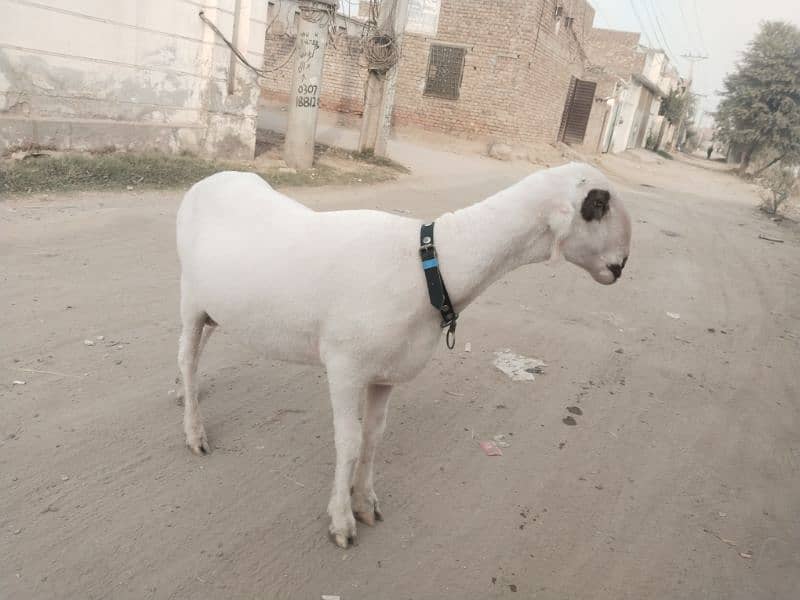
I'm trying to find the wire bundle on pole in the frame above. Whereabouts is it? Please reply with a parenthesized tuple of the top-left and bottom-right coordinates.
(362, 29, 398, 72)
(360, 0, 399, 73)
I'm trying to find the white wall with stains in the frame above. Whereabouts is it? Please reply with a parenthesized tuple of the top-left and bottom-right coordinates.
(0, 0, 267, 158)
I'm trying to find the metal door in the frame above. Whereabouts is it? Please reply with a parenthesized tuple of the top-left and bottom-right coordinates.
(558, 77, 597, 145)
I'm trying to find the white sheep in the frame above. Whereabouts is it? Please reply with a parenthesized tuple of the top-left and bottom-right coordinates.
(175, 162, 631, 548)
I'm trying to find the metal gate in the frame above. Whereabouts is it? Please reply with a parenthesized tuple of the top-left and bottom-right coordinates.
(558, 77, 597, 145)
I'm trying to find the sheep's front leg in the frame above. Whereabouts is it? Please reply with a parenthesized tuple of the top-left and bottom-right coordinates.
(352, 384, 392, 526)
(326, 374, 365, 548)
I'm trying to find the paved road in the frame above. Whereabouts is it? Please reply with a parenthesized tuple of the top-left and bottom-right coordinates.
(2, 151, 799, 599)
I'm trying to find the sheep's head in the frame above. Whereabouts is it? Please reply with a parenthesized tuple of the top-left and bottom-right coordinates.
(547, 163, 632, 285)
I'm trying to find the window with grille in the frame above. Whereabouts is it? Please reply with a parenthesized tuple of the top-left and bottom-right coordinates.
(423, 44, 466, 100)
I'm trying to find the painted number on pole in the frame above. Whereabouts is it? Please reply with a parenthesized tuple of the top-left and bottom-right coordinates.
(295, 31, 322, 109)
(296, 83, 318, 107)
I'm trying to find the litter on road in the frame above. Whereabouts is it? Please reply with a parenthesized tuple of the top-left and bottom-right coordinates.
(479, 440, 503, 456)
(493, 351, 546, 381)
(666, 312, 681, 320)
(493, 434, 511, 448)
(758, 234, 784, 243)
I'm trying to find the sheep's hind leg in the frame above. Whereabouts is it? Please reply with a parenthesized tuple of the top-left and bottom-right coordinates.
(174, 317, 216, 406)
(178, 311, 211, 455)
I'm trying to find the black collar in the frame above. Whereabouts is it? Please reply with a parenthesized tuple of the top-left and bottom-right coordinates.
(419, 222, 458, 349)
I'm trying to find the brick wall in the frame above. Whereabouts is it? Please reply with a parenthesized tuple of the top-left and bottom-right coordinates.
(261, 0, 599, 147)
(392, 0, 597, 145)
(522, 0, 596, 145)
(584, 28, 645, 78)
(262, 29, 367, 114)
(391, 1, 535, 141)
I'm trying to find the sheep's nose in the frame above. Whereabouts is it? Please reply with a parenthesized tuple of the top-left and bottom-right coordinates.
(608, 263, 623, 280)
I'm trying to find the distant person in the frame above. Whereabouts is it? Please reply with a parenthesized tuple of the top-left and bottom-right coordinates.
(707, 145, 713, 160)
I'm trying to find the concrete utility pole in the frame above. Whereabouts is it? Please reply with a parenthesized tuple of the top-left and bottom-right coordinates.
(358, 0, 410, 156)
(682, 52, 709, 83)
(284, 0, 337, 169)
(693, 93, 708, 127)
(670, 52, 708, 151)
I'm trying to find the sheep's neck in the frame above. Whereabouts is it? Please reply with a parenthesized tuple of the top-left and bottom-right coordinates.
(435, 181, 554, 311)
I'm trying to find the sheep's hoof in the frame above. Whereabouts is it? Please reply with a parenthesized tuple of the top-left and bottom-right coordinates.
(186, 432, 210, 456)
(354, 507, 383, 526)
(352, 491, 383, 526)
(354, 510, 375, 526)
(332, 532, 355, 549)
(329, 516, 357, 548)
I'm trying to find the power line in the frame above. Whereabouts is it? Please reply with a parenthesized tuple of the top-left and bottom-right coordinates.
(200, 10, 298, 75)
(639, 0, 665, 49)
(627, 0, 684, 73)
(639, 0, 677, 67)
(628, 0, 654, 47)
(692, 0, 708, 55)
(646, 0, 679, 61)
(675, 0, 698, 54)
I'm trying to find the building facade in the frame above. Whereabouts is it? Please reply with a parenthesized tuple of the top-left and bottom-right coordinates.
(0, 0, 267, 158)
(391, 0, 597, 147)
(263, 0, 606, 150)
(584, 27, 681, 154)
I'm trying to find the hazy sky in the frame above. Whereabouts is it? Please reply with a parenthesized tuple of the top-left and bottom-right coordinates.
(589, 0, 800, 115)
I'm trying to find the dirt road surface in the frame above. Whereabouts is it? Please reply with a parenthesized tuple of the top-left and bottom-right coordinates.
(2, 149, 799, 600)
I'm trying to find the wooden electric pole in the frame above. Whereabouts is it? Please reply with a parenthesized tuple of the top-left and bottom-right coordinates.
(358, 0, 409, 156)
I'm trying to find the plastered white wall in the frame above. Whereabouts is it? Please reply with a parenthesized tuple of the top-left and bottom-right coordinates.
(0, 0, 267, 158)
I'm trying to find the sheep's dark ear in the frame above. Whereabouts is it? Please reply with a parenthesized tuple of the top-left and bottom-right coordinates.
(581, 189, 610, 222)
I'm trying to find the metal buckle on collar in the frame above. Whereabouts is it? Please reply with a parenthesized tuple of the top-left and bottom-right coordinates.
(444, 319, 457, 350)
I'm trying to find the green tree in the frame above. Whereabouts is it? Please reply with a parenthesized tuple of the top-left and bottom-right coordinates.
(716, 21, 800, 175)
(659, 87, 697, 151)
(661, 87, 690, 125)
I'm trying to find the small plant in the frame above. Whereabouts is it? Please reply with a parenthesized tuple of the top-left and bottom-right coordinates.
(757, 163, 799, 214)
(656, 149, 673, 160)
